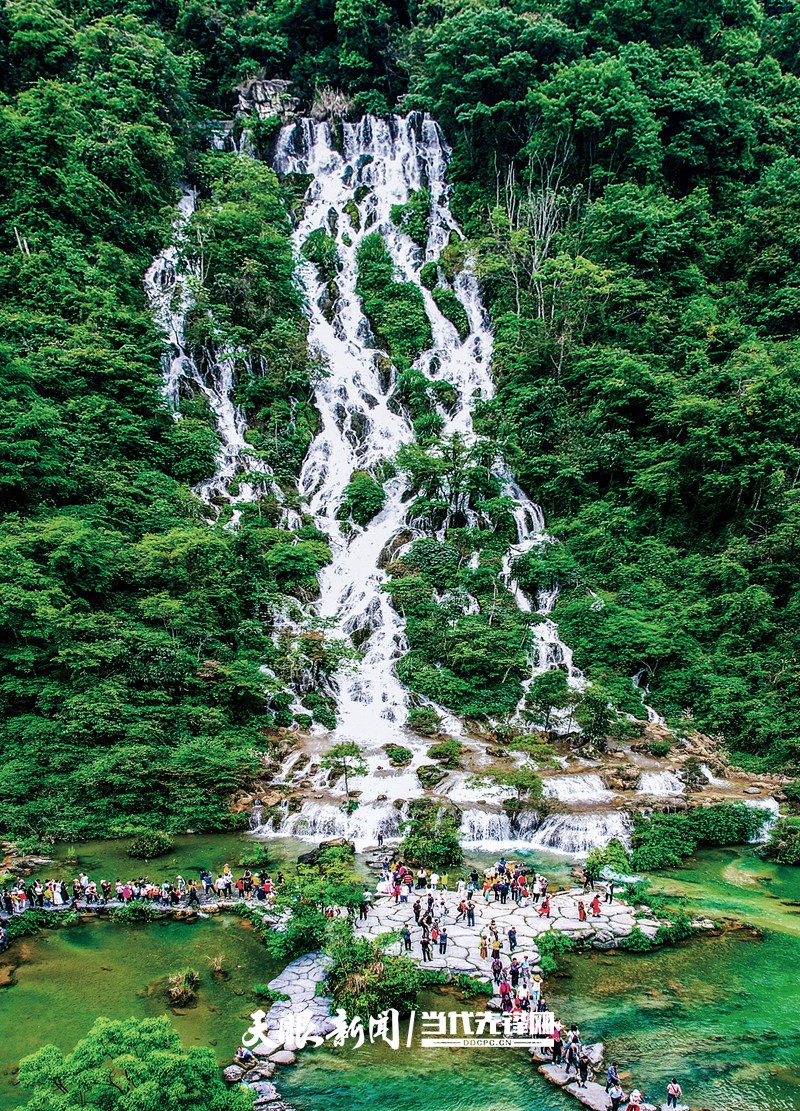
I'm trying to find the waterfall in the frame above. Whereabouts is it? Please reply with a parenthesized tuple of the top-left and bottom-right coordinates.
(268, 114, 582, 749)
(527, 812, 632, 855)
(143, 189, 275, 520)
(145, 114, 628, 855)
(636, 771, 685, 796)
(700, 764, 733, 788)
(542, 774, 616, 804)
(632, 668, 666, 726)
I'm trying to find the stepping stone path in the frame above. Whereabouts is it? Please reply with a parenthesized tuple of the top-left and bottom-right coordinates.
(353, 886, 664, 976)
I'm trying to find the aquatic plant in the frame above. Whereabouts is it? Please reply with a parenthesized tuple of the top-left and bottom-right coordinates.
(127, 831, 175, 860)
(167, 967, 200, 1006)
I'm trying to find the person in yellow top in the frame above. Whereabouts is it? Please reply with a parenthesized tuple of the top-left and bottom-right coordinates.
(441, 873, 449, 890)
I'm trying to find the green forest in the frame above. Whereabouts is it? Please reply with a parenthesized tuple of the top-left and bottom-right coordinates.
(3, 0, 800, 843)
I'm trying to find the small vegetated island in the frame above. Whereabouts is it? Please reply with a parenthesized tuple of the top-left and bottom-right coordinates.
(2, 1, 800, 1111)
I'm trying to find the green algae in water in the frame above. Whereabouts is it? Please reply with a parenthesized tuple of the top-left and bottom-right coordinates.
(0, 917, 281, 1110)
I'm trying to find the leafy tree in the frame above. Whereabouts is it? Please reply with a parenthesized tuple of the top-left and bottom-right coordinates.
(16, 1016, 251, 1111)
(321, 741, 368, 798)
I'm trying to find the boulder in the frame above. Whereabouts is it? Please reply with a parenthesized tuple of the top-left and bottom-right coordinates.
(252, 1038, 281, 1057)
(223, 1066, 245, 1083)
(250, 1080, 280, 1104)
(269, 1051, 297, 1066)
(297, 838, 355, 866)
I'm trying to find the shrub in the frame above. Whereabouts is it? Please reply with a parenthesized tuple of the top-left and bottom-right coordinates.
(337, 471, 385, 527)
(400, 799, 463, 869)
(127, 831, 174, 859)
(301, 228, 340, 281)
(108, 901, 162, 925)
(407, 706, 441, 735)
(432, 286, 470, 340)
(537, 929, 576, 974)
(688, 802, 764, 845)
(356, 233, 432, 362)
(649, 740, 671, 757)
(252, 984, 290, 1003)
(384, 744, 414, 766)
(419, 261, 438, 289)
(428, 738, 463, 768)
(759, 816, 800, 864)
(326, 920, 423, 1018)
(585, 837, 632, 877)
(622, 927, 655, 952)
(390, 188, 431, 246)
(631, 804, 768, 871)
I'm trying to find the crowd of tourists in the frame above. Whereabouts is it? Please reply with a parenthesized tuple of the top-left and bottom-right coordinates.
(0, 862, 286, 929)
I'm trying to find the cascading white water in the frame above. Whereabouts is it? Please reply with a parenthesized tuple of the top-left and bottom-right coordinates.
(527, 812, 631, 855)
(636, 771, 685, 796)
(144, 115, 646, 855)
(240, 113, 594, 849)
(143, 190, 275, 520)
(542, 774, 616, 804)
(700, 764, 733, 788)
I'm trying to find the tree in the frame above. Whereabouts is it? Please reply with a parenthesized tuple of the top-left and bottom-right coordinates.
(16, 1016, 252, 1111)
(321, 741, 368, 802)
(523, 670, 572, 734)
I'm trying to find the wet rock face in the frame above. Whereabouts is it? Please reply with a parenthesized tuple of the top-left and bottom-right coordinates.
(236, 79, 299, 121)
(296, 837, 355, 865)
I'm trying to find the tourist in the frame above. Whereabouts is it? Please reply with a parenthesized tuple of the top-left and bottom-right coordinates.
(578, 899, 587, 921)
(430, 871, 440, 890)
(538, 897, 550, 918)
(591, 893, 602, 916)
(438, 927, 448, 955)
(551, 1021, 563, 1063)
(627, 1089, 643, 1109)
(507, 925, 517, 952)
(491, 956, 503, 984)
(466, 900, 476, 927)
(509, 957, 520, 987)
(607, 1082, 626, 1111)
(605, 880, 615, 903)
(441, 873, 449, 891)
(401, 926, 412, 952)
(666, 1079, 683, 1108)
(532, 875, 542, 904)
(578, 1053, 591, 1087)
(377, 829, 384, 848)
(479, 934, 488, 960)
(0, 923, 7, 952)
(420, 935, 432, 961)
(606, 1063, 620, 1092)
(413, 898, 421, 923)
(235, 1046, 255, 1065)
(416, 867, 427, 889)
(582, 867, 595, 892)
(565, 1041, 580, 1076)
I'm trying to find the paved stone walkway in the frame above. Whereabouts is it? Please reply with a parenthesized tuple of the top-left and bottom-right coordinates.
(353, 886, 662, 976)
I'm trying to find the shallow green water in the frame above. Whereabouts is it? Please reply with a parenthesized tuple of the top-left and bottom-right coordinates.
(2, 839, 799, 1111)
(0, 916, 280, 1110)
(19, 833, 365, 887)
